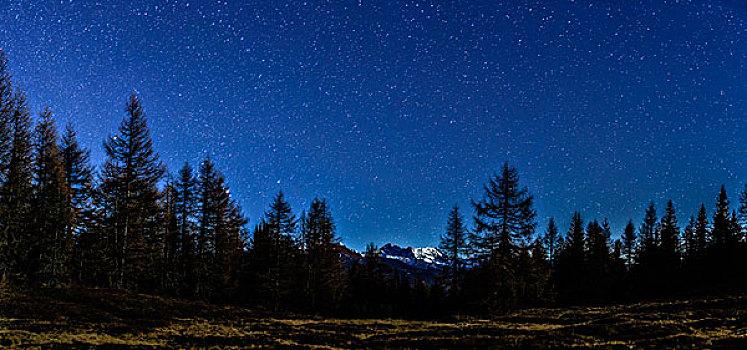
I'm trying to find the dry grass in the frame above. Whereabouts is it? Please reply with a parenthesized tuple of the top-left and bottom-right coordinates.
(1, 288, 746, 349)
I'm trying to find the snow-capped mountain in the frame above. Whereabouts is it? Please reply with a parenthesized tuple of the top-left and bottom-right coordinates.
(335, 242, 448, 284)
(380, 243, 447, 269)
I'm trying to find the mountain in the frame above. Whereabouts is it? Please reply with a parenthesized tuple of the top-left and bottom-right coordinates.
(335, 243, 447, 284)
(379, 243, 448, 269)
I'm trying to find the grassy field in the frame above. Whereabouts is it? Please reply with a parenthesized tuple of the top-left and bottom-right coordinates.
(1, 288, 746, 349)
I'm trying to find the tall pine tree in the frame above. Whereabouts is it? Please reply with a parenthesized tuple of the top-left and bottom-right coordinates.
(301, 198, 344, 311)
(471, 163, 536, 311)
(439, 205, 467, 294)
(99, 93, 165, 290)
(60, 124, 95, 283)
(2, 91, 33, 283)
(31, 108, 72, 285)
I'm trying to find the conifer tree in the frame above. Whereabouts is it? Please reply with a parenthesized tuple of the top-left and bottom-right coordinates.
(160, 179, 180, 293)
(60, 124, 95, 283)
(219, 199, 247, 299)
(0, 50, 15, 282)
(682, 216, 696, 263)
(470, 163, 536, 311)
(0, 50, 12, 187)
(659, 200, 680, 266)
(637, 202, 659, 280)
(31, 108, 72, 285)
(248, 192, 298, 310)
(639, 202, 659, 255)
(712, 186, 733, 249)
(301, 198, 344, 311)
(195, 158, 225, 298)
(175, 163, 198, 296)
(2, 91, 33, 283)
(99, 93, 165, 290)
(439, 205, 467, 293)
(694, 204, 709, 256)
(555, 212, 585, 302)
(528, 237, 549, 303)
(621, 220, 637, 268)
(585, 219, 609, 299)
(542, 217, 561, 265)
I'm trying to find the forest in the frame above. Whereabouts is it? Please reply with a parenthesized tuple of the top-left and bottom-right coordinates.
(1, 49, 746, 319)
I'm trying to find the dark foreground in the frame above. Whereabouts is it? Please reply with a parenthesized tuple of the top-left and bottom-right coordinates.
(0, 288, 745, 349)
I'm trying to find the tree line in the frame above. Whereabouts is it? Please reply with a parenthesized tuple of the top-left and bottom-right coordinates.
(1, 50, 746, 317)
(437, 164, 747, 314)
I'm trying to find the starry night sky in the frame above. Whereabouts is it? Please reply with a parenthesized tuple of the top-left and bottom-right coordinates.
(0, 1, 745, 250)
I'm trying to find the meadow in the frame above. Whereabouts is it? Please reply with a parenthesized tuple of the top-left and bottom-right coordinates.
(1, 288, 745, 349)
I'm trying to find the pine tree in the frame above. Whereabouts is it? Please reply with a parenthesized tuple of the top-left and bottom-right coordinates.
(301, 198, 344, 311)
(195, 158, 225, 298)
(175, 163, 198, 296)
(160, 178, 180, 293)
(0, 50, 12, 186)
(31, 108, 72, 285)
(585, 219, 610, 300)
(248, 192, 298, 310)
(218, 199, 247, 299)
(555, 212, 585, 302)
(621, 220, 637, 268)
(2, 91, 33, 283)
(659, 200, 680, 267)
(471, 163, 536, 311)
(0, 50, 13, 185)
(694, 204, 709, 256)
(712, 186, 733, 249)
(637, 202, 659, 275)
(528, 238, 549, 304)
(682, 216, 696, 263)
(0, 49, 15, 283)
(542, 217, 561, 265)
(60, 124, 95, 283)
(99, 93, 165, 290)
(439, 205, 467, 293)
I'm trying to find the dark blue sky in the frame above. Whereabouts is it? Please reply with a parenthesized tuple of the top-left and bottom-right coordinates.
(1, 1, 745, 250)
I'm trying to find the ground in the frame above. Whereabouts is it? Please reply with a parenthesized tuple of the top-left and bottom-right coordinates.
(1, 288, 746, 349)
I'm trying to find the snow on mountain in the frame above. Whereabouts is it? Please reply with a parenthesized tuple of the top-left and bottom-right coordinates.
(380, 243, 447, 268)
(412, 247, 446, 265)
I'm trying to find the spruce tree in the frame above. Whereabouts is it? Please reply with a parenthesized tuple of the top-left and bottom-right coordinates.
(175, 163, 198, 296)
(694, 204, 709, 256)
(195, 158, 225, 298)
(160, 179, 180, 293)
(31, 108, 72, 285)
(60, 124, 95, 283)
(0, 50, 15, 283)
(621, 220, 637, 268)
(542, 217, 561, 265)
(682, 216, 696, 263)
(585, 219, 609, 300)
(2, 91, 33, 283)
(219, 199, 247, 299)
(555, 212, 585, 302)
(301, 198, 344, 311)
(248, 192, 298, 310)
(637, 202, 659, 277)
(471, 163, 536, 311)
(659, 200, 680, 266)
(439, 205, 467, 293)
(712, 186, 733, 249)
(528, 237, 549, 304)
(99, 93, 165, 290)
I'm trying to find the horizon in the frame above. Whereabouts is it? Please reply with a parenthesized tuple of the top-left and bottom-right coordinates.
(0, 1, 744, 251)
